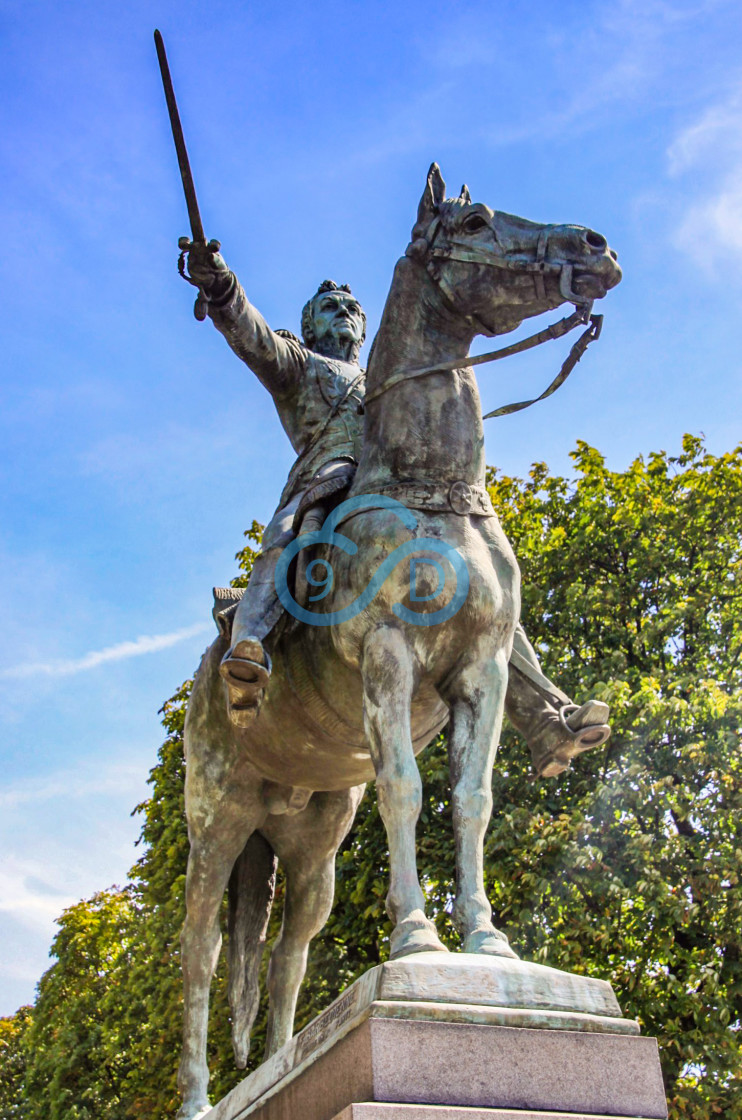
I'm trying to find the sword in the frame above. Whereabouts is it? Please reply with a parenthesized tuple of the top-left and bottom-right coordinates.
(154, 29, 219, 321)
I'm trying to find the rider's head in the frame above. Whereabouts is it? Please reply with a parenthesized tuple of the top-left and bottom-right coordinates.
(302, 280, 366, 362)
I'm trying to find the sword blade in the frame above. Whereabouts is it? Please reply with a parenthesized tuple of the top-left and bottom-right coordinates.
(154, 29, 205, 244)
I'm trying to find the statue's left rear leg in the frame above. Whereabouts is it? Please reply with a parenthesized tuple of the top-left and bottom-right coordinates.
(177, 794, 267, 1120)
(260, 785, 364, 1056)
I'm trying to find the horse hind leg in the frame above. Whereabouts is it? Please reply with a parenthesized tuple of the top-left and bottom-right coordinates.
(444, 645, 518, 958)
(362, 624, 447, 958)
(260, 786, 364, 1057)
(177, 802, 267, 1120)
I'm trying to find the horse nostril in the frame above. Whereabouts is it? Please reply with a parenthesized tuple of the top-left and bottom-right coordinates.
(584, 229, 608, 252)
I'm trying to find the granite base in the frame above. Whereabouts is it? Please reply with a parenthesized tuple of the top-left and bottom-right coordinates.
(203, 953, 667, 1120)
(332, 1108, 662, 1120)
(334, 1111, 663, 1120)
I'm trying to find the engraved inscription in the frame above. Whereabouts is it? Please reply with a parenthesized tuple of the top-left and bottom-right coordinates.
(294, 988, 359, 1064)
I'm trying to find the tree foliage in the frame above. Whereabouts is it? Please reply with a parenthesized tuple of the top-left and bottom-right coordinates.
(22, 891, 136, 1120)
(0, 1007, 32, 1119)
(2, 439, 740, 1119)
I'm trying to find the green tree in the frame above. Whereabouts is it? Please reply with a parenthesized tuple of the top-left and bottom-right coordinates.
(21, 890, 135, 1120)
(0, 1006, 32, 1119)
(492, 436, 742, 1117)
(3, 440, 740, 1119)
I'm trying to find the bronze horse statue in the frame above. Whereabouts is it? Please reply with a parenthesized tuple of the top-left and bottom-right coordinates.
(177, 165, 621, 1119)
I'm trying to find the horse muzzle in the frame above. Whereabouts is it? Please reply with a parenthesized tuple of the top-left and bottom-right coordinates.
(552, 226, 622, 303)
(569, 254, 622, 301)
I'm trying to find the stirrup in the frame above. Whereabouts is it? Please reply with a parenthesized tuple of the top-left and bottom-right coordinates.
(220, 655, 270, 691)
(219, 646, 272, 727)
(559, 701, 611, 748)
(536, 700, 611, 778)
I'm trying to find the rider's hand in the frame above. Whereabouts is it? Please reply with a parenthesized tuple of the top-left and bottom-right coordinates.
(178, 237, 230, 291)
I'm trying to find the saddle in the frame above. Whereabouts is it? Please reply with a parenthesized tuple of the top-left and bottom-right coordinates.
(212, 586, 244, 639)
(212, 460, 358, 639)
(292, 460, 356, 534)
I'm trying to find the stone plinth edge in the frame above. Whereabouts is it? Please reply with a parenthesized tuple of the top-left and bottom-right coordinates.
(204, 952, 643, 1120)
(333, 1108, 663, 1120)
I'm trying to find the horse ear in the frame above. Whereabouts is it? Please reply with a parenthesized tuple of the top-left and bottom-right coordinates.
(416, 162, 446, 227)
(429, 163, 446, 205)
(460, 184, 471, 203)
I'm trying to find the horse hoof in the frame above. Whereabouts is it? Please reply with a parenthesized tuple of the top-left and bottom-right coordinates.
(464, 927, 519, 958)
(176, 1104, 212, 1120)
(390, 911, 448, 959)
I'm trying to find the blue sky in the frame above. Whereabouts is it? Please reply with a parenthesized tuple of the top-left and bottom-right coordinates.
(1, 0, 741, 1015)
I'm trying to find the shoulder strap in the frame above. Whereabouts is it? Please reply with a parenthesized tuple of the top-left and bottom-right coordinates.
(281, 364, 365, 498)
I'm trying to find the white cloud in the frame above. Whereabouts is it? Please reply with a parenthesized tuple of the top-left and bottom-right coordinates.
(667, 86, 742, 269)
(0, 764, 144, 810)
(667, 91, 742, 176)
(0, 621, 210, 680)
(0, 958, 42, 985)
(0, 760, 149, 1011)
(0, 858, 76, 932)
(673, 174, 742, 265)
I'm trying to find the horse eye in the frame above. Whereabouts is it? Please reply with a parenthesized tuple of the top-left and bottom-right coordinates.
(463, 214, 488, 234)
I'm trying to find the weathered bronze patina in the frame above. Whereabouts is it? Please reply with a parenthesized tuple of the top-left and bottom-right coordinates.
(168, 154, 620, 1116)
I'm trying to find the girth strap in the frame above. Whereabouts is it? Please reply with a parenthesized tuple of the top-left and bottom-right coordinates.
(347, 479, 495, 519)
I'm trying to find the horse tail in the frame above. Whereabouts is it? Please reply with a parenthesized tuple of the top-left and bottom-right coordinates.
(228, 831, 278, 1068)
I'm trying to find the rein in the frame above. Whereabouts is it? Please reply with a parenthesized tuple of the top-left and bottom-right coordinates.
(364, 211, 605, 417)
(482, 311, 601, 419)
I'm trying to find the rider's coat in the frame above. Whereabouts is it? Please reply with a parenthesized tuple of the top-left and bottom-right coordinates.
(210, 281, 365, 509)
(209, 279, 365, 643)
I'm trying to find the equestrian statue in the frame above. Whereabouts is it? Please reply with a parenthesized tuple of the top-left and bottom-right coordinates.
(154, 33, 622, 1120)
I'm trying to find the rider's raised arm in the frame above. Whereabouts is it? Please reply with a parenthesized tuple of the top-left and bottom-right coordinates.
(184, 241, 304, 400)
(209, 280, 304, 399)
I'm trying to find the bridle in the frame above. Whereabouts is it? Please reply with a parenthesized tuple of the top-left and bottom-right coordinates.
(364, 209, 604, 417)
(422, 213, 591, 317)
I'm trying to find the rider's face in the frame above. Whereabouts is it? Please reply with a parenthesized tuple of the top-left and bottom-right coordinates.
(311, 292, 364, 348)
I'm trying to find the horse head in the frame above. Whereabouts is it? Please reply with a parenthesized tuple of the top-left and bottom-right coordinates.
(407, 163, 622, 338)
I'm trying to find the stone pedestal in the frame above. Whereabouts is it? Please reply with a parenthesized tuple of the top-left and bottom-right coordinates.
(332, 1110, 661, 1120)
(203, 953, 667, 1120)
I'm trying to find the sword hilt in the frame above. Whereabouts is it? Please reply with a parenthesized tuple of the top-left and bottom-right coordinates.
(177, 238, 222, 320)
(194, 292, 209, 322)
(178, 237, 221, 254)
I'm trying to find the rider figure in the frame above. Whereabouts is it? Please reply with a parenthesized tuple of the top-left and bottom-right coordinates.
(184, 240, 610, 778)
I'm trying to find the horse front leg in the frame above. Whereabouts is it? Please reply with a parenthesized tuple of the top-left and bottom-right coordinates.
(362, 624, 447, 958)
(445, 645, 518, 958)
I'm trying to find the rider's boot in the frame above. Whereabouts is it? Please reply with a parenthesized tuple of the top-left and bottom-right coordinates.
(220, 638, 271, 727)
(523, 695, 611, 778)
(506, 626, 610, 777)
(218, 547, 283, 727)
